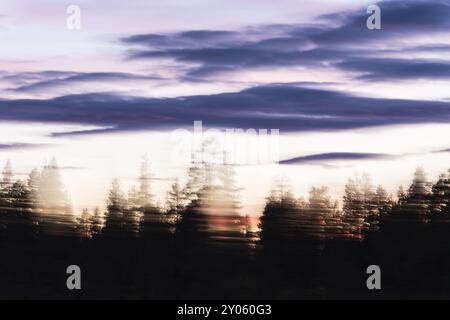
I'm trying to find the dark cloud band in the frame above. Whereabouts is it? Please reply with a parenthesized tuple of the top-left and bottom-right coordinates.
(1, 85, 450, 134)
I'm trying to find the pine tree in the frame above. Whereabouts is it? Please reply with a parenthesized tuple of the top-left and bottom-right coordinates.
(299, 186, 342, 240)
(397, 185, 407, 205)
(181, 141, 219, 208)
(77, 208, 92, 238)
(34, 159, 74, 236)
(2, 160, 13, 187)
(259, 179, 300, 249)
(374, 185, 393, 216)
(361, 174, 378, 214)
(39, 158, 71, 214)
(126, 184, 144, 233)
(208, 159, 247, 238)
(216, 157, 242, 213)
(183, 153, 207, 206)
(165, 179, 184, 215)
(341, 174, 389, 236)
(407, 167, 432, 198)
(430, 169, 450, 217)
(128, 186, 140, 210)
(304, 186, 333, 238)
(27, 168, 42, 208)
(342, 177, 368, 236)
(138, 155, 154, 212)
(308, 186, 332, 209)
(0, 179, 35, 238)
(107, 178, 127, 212)
(104, 178, 128, 236)
(0, 160, 13, 207)
(8, 180, 32, 210)
(264, 178, 296, 210)
(176, 146, 247, 248)
(362, 174, 379, 231)
(89, 207, 104, 237)
(391, 167, 432, 223)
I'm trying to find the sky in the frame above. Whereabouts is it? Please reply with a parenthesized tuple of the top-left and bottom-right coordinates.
(0, 0, 450, 215)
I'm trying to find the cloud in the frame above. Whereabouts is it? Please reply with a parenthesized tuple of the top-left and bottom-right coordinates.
(122, 30, 241, 49)
(2, 71, 77, 85)
(404, 44, 450, 53)
(120, 1, 450, 80)
(49, 127, 118, 137)
(433, 148, 450, 153)
(281, 147, 450, 165)
(280, 152, 391, 165)
(1, 85, 450, 134)
(2, 1, 450, 135)
(0, 143, 50, 151)
(337, 58, 450, 81)
(314, 0, 450, 45)
(122, 24, 329, 78)
(6, 71, 164, 93)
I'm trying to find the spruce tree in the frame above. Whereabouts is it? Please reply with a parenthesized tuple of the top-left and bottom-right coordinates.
(342, 177, 368, 236)
(104, 178, 128, 236)
(391, 167, 432, 223)
(0, 160, 13, 207)
(139, 155, 154, 212)
(165, 179, 184, 215)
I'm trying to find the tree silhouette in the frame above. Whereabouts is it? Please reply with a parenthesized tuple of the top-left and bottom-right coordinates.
(139, 155, 154, 212)
(90, 207, 104, 237)
(176, 143, 248, 248)
(124, 186, 142, 236)
(2, 160, 13, 186)
(77, 208, 92, 238)
(165, 178, 184, 215)
(0, 160, 13, 207)
(74, 207, 104, 238)
(40, 159, 70, 211)
(3, 152, 450, 299)
(37, 159, 75, 236)
(27, 168, 42, 209)
(374, 185, 393, 217)
(430, 170, 450, 217)
(397, 185, 407, 205)
(135, 155, 166, 240)
(342, 177, 367, 236)
(341, 174, 390, 237)
(103, 178, 128, 237)
(0, 162, 40, 239)
(390, 167, 432, 223)
(8, 181, 32, 210)
(259, 179, 302, 253)
(305, 186, 343, 239)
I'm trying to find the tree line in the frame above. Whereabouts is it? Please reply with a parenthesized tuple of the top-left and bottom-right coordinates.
(0, 152, 449, 245)
(260, 166, 450, 245)
(1, 148, 450, 299)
